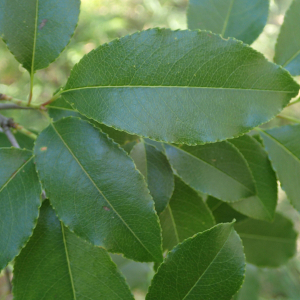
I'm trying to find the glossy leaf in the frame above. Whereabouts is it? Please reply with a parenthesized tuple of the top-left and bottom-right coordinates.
(0, 0, 80, 72)
(130, 141, 174, 214)
(228, 135, 277, 221)
(13, 200, 134, 300)
(259, 125, 300, 211)
(34, 117, 162, 262)
(159, 176, 215, 251)
(235, 213, 297, 267)
(48, 97, 138, 146)
(187, 0, 269, 45)
(60, 28, 299, 145)
(0, 148, 41, 271)
(0, 131, 35, 149)
(274, 0, 300, 75)
(146, 222, 245, 300)
(164, 142, 256, 202)
(207, 196, 247, 224)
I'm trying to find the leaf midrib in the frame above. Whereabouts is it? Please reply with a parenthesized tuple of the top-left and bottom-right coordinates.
(51, 123, 158, 261)
(221, 0, 235, 36)
(31, 0, 39, 74)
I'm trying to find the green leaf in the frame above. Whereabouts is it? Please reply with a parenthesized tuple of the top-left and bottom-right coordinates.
(130, 141, 174, 214)
(0, 0, 80, 72)
(13, 200, 134, 300)
(274, 0, 300, 75)
(34, 117, 162, 262)
(160, 176, 215, 251)
(235, 213, 297, 267)
(146, 222, 245, 300)
(0, 148, 41, 271)
(187, 0, 269, 45)
(207, 196, 247, 224)
(228, 135, 278, 221)
(48, 97, 138, 146)
(60, 28, 299, 145)
(164, 141, 256, 202)
(0, 132, 35, 149)
(259, 125, 300, 211)
(233, 264, 260, 300)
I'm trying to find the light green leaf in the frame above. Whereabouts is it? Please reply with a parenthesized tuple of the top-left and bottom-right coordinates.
(259, 125, 300, 211)
(0, 0, 80, 72)
(34, 117, 162, 262)
(160, 176, 215, 251)
(207, 196, 247, 224)
(13, 200, 134, 300)
(187, 0, 269, 45)
(274, 0, 300, 75)
(164, 141, 256, 202)
(60, 28, 299, 145)
(130, 141, 174, 214)
(0, 148, 41, 271)
(235, 213, 297, 267)
(228, 134, 278, 221)
(146, 222, 245, 300)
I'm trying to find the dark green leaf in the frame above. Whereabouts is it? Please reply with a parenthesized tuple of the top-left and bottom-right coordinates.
(61, 28, 299, 145)
(0, 132, 35, 149)
(34, 117, 162, 262)
(259, 125, 300, 211)
(13, 200, 134, 300)
(160, 176, 215, 251)
(164, 141, 256, 202)
(207, 196, 247, 224)
(0, 0, 80, 72)
(0, 148, 41, 271)
(130, 141, 174, 214)
(146, 222, 245, 300)
(187, 0, 269, 45)
(228, 135, 277, 221)
(233, 264, 260, 300)
(274, 0, 300, 75)
(235, 213, 297, 267)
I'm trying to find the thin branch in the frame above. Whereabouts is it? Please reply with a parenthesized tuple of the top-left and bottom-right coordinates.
(40, 90, 63, 107)
(0, 114, 20, 148)
(5, 267, 12, 293)
(0, 93, 40, 109)
(0, 103, 33, 110)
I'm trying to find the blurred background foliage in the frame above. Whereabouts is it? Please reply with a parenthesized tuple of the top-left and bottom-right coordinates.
(1, 0, 300, 299)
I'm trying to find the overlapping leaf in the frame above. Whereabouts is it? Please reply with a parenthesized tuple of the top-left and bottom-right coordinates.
(60, 28, 299, 145)
(164, 141, 256, 202)
(13, 201, 134, 300)
(34, 117, 162, 262)
(187, 0, 269, 45)
(130, 141, 174, 214)
(259, 125, 300, 211)
(275, 0, 300, 75)
(235, 213, 297, 267)
(146, 222, 245, 300)
(0, 0, 80, 72)
(0, 148, 41, 271)
(159, 176, 215, 251)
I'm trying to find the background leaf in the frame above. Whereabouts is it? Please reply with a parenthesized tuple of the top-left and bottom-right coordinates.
(259, 125, 300, 212)
(228, 134, 278, 221)
(159, 176, 215, 251)
(34, 117, 162, 262)
(274, 0, 300, 75)
(146, 222, 245, 300)
(61, 28, 299, 145)
(13, 200, 134, 300)
(164, 141, 256, 202)
(130, 141, 174, 214)
(235, 213, 297, 267)
(187, 0, 269, 45)
(0, 148, 41, 271)
(0, 0, 80, 72)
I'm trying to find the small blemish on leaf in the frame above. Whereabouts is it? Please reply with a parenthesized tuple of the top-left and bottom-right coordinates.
(40, 147, 47, 151)
(39, 19, 48, 30)
(103, 206, 110, 211)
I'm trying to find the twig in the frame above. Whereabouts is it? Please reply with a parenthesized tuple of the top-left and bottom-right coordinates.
(0, 93, 40, 109)
(40, 90, 63, 107)
(14, 124, 37, 140)
(0, 114, 20, 148)
(0, 103, 33, 110)
(5, 267, 12, 293)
